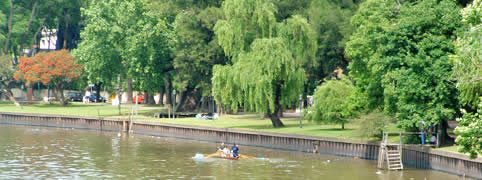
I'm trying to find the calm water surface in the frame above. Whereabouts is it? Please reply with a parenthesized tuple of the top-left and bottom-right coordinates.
(0, 125, 463, 179)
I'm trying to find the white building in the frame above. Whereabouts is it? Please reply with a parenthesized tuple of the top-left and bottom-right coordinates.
(39, 29, 57, 50)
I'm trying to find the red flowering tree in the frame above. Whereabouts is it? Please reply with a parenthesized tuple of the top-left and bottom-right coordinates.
(14, 50, 82, 105)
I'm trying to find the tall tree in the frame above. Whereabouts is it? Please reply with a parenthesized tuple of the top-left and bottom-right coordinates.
(76, 0, 174, 105)
(346, 0, 462, 143)
(212, 0, 315, 127)
(345, 0, 396, 110)
(305, 0, 357, 95)
(172, 6, 226, 111)
(75, 0, 140, 102)
(2, 0, 13, 55)
(127, 5, 175, 106)
(55, 0, 83, 50)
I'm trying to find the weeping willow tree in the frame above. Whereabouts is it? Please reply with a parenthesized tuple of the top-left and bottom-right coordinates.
(453, 0, 482, 109)
(454, 0, 481, 159)
(212, 0, 315, 127)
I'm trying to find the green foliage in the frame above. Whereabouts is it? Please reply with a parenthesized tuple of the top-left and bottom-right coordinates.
(355, 110, 394, 138)
(214, 0, 278, 58)
(306, 0, 357, 89)
(75, 0, 127, 84)
(305, 77, 354, 129)
(403, 134, 422, 144)
(126, 8, 174, 94)
(75, 0, 174, 94)
(454, 0, 481, 159)
(0, 55, 13, 80)
(172, 7, 225, 96)
(346, 0, 397, 109)
(213, 38, 304, 113)
(277, 15, 317, 67)
(346, 0, 462, 131)
(454, 0, 482, 108)
(455, 99, 482, 159)
(212, 0, 316, 127)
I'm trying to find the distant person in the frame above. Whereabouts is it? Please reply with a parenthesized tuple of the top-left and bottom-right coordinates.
(83, 91, 91, 104)
(430, 135, 436, 145)
(231, 143, 239, 158)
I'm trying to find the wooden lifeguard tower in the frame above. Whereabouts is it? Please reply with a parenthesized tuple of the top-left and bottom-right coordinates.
(377, 132, 403, 170)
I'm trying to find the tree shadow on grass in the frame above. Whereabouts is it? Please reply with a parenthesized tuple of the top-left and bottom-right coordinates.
(306, 128, 354, 132)
(229, 114, 264, 120)
(226, 123, 309, 130)
(31, 103, 97, 108)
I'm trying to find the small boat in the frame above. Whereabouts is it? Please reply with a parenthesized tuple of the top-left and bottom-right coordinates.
(204, 150, 256, 160)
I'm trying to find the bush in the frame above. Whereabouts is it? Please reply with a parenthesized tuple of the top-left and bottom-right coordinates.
(403, 135, 421, 144)
(355, 110, 393, 139)
(305, 76, 354, 129)
(455, 99, 482, 159)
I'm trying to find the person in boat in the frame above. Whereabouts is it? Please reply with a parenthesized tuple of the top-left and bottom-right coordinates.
(231, 143, 239, 158)
(222, 146, 230, 157)
(217, 142, 225, 151)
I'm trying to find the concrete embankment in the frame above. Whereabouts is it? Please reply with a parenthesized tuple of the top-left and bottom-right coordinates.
(0, 112, 480, 179)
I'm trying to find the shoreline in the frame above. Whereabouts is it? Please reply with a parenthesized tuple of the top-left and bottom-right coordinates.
(0, 111, 480, 179)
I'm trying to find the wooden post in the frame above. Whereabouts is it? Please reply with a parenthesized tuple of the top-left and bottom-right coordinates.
(99, 117, 103, 131)
(122, 112, 127, 132)
(129, 108, 134, 134)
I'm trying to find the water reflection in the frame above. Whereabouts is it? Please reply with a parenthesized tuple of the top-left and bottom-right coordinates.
(0, 125, 463, 179)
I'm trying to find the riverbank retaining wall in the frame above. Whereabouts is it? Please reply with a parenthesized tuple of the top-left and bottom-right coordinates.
(0, 112, 480, 179)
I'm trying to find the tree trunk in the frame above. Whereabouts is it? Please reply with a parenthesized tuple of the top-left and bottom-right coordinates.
(55, 82, 67, 106)
(63, 10, 70, 49)
(126, 78, 133, 104)
(217, 104, 223, 115)
(29, 2, 54, 55)
(438, 120, 453, 145)
(159, 89, 164, 105)
(27, 85, 33, 101)
(95, 82, 102, 97)
(164, 76, 172, 107)
(267, 83, 285, 128)
(30, 16, 46, 55)
(51, 87, 57, 101)
(3, 0, 13, 54)
(19, 0, 38, 56)
(118, 74, 122, 114)
(208, 96, 214, 114)
(1, 81, 19, 106)
(342, 122, 345, 130)
(146, 92, 155, 105)
(176, 91, 189, 112)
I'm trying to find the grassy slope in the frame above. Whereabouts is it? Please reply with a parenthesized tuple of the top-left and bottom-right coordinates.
(0, 102, 405, 140)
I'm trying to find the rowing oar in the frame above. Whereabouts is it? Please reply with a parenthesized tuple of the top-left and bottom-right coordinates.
(205, 153, 219, 158)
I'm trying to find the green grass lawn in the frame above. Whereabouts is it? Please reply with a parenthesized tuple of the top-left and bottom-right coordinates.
(438, 145, 460, 153)
(0, 102, 401, 140)
(0, 102, 164, 117)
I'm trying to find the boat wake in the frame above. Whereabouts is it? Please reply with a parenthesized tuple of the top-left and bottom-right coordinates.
(191, 153, 216, 162)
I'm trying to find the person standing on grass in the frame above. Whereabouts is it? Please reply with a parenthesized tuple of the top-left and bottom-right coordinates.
(84, 91, 91, 104)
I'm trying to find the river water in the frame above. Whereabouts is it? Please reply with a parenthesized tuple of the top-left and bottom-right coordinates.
(0, 125, 461, 179)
